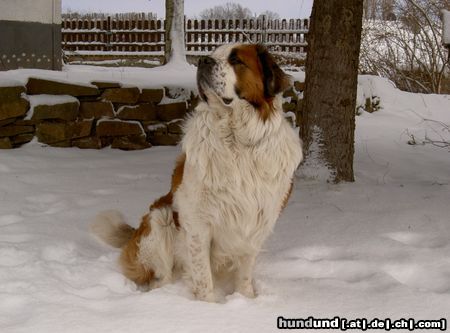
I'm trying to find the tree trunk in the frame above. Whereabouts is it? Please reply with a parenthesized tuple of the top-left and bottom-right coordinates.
(164, 0, 186, 65)
(363, 0, 371, 19)
(301, 0, 363, 183)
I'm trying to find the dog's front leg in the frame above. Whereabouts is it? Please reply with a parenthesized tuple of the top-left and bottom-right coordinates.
(186, 227, 215, 302)
(235, 254, 257, 298)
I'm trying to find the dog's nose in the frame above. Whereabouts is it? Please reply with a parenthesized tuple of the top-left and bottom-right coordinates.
(198, 56, 215, 66)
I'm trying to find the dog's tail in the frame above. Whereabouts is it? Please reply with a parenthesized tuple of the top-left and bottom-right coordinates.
(90, 210, 135, 248)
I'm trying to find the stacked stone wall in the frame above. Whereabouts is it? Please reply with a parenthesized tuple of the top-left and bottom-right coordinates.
(0, 77, 303, 150)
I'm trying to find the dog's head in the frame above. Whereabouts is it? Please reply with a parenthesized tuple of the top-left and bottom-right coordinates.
(197, 44, 292, 120)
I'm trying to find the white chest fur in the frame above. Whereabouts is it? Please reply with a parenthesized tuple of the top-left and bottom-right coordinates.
(175, 96, 303, 261)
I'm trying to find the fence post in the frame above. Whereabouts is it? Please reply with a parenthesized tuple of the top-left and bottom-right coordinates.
(262, 15, 267, 44)
(106, 16, 112, 51)
(184, 15, 187, 51)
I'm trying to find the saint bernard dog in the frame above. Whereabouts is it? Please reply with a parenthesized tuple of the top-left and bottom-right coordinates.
(91, 43, 303, 302)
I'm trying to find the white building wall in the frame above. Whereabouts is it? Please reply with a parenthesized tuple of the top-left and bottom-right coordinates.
(0, 0, 62, 70)
(0, 0, 61, 24)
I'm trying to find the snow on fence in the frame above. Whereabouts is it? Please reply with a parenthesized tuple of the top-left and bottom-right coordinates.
(61, 13, 309, 56)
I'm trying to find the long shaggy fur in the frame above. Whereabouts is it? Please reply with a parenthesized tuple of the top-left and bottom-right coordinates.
(90, 210, 135, 248)
(90, 44, 303, 302)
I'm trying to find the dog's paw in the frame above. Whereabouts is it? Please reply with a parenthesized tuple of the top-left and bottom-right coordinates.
(236, 282, 256, 299)
(149, 276, 172, 290)
(194, 290, 217, 303)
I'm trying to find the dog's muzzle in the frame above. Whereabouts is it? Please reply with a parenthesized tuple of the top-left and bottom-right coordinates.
(196, 56, 233, 105)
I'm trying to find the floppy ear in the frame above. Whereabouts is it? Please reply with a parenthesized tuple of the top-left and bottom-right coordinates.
(256, 45, 292, 98)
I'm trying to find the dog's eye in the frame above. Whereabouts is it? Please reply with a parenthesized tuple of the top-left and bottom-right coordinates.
(229, 53, 243, 66)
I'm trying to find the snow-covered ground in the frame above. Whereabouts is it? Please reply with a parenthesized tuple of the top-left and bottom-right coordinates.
(0, 72, 449, 332)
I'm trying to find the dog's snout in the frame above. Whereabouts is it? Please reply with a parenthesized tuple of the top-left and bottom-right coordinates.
(198, 56, 215, 67)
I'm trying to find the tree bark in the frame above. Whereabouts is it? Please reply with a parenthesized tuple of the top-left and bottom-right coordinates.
(301, 0, 363, 183)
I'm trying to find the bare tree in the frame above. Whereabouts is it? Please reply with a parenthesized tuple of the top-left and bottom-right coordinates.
(199, 2, 252, 20)
(363, 0, 396, 20)
(164, 0, 186, 65)
(257, 11, 280, 20)
(301, 0, 364, 183)
(360, 0, 450, 93)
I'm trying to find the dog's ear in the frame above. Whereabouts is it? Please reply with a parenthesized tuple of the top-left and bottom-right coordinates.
(256, 44, 292, 98)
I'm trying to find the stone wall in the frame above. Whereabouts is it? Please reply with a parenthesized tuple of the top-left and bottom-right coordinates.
(0, 77, 303, 150)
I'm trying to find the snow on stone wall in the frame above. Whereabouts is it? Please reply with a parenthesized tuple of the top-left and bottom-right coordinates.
(0, 78, 192, 149)
(0, 76, 302, 150)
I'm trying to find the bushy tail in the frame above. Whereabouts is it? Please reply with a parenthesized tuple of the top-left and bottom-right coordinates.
(90, 210, 135, 248)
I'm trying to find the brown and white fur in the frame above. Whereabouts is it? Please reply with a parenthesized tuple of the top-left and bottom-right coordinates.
(91, 44, 303, 302)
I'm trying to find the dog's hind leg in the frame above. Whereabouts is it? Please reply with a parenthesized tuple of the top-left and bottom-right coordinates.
(119, 213, 155, 288)
(121, 207, 178, 289)
(138, 205, 177, 288)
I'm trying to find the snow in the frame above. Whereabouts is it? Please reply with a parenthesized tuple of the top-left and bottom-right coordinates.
(0, 78, 23, 88)
(96, 118, 146, 135)
(159, 94, 189, 105)
(289, 70, 306, 83)
(147, 123, 168, 131)
(0, 64, 197, 91)
(67, 59, 156, 67)
(116, 104, 139, 114)
(0, 62, 302, 97)
(443, 10, 450, 45)
(0, 68, 450, 331)
(283, 111, 296, 121)
(358, 75, 450, 145)
(297, 125, 334, 182)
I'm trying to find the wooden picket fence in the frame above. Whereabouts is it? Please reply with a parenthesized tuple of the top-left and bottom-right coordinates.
(61, 13, 309, 56)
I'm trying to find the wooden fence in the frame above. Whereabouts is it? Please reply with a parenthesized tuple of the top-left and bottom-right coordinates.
(62, 13, 309, 56)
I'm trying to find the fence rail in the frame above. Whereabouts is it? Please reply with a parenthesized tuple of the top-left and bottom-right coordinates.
(62, 13, 309, 56)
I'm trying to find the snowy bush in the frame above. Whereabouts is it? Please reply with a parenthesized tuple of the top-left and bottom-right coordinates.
(359, 0, 450, 94)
